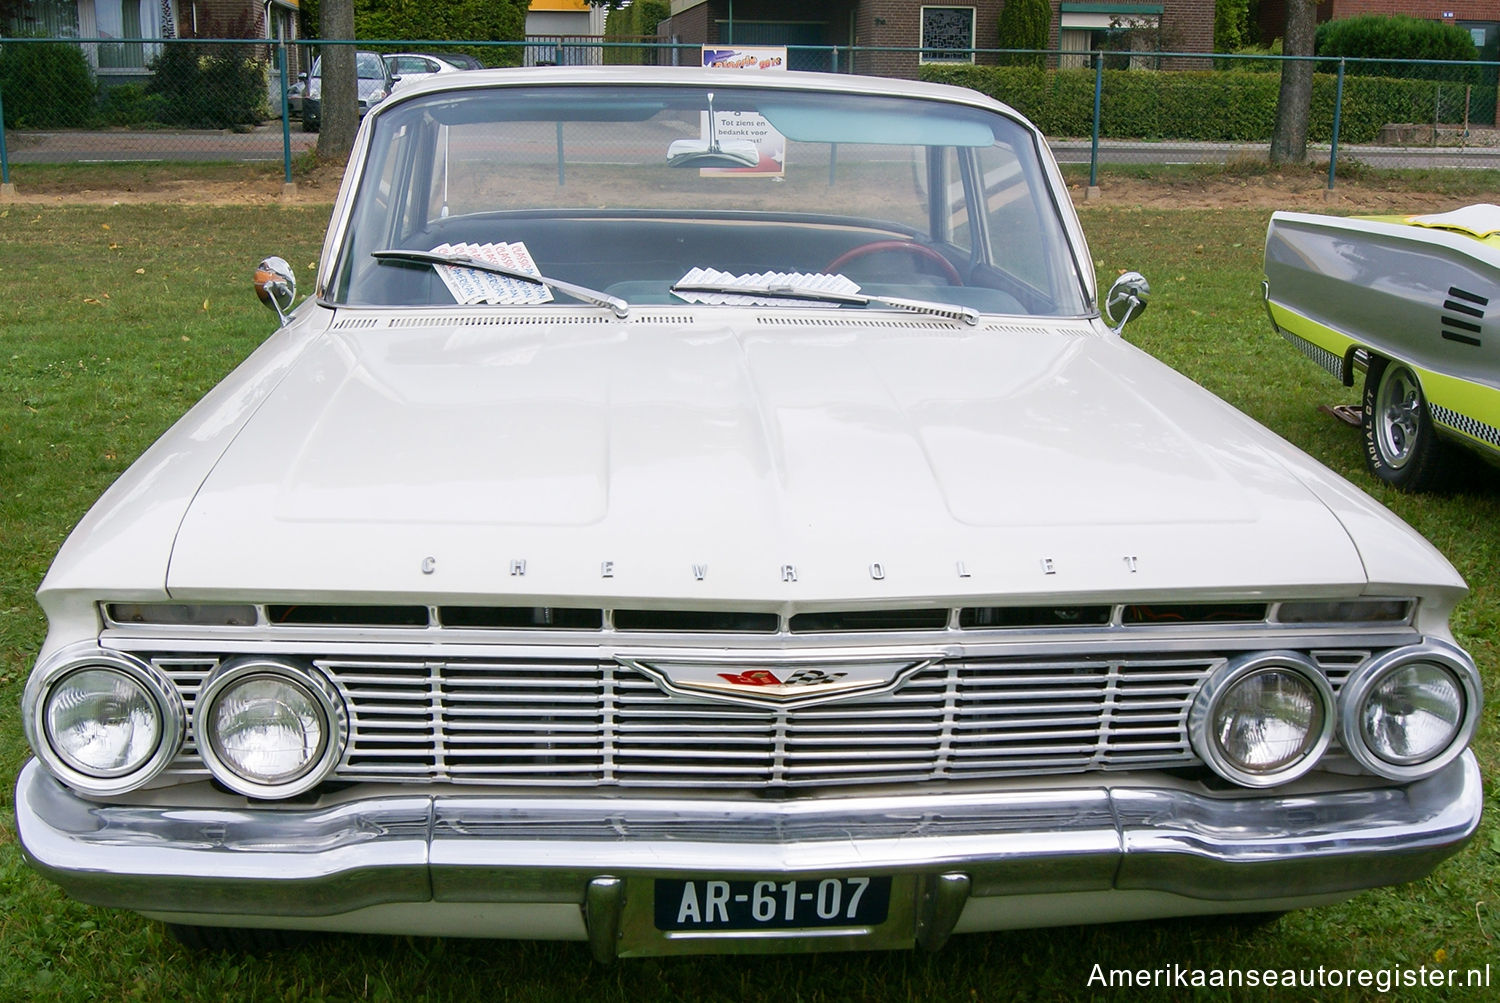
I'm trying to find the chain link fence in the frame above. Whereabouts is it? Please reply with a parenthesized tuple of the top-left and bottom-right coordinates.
(4, 37, 1500, 193)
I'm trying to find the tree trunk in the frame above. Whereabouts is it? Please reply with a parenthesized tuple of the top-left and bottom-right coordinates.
(316, 0, 358, 163)
(1270, 0, 1318, 165)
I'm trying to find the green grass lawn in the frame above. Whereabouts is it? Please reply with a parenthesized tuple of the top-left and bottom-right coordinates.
(1, 204, 1496, 1001)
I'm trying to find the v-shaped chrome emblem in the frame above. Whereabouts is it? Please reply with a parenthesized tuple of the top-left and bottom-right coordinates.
(617, 655, 937, 708)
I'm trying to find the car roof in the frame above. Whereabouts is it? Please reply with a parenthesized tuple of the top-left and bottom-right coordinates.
(374, 65, 1020, 121)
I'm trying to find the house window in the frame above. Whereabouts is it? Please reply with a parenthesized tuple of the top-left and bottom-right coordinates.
(1059, 5, 1162, 70)
(920, 6, 976, 64)
(4, 0, 81, 36)
(97, 0, 144, 69)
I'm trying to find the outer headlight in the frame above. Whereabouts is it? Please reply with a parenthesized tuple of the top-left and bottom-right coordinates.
(25, 647, 184, 796)
(1190, 652, 1334, 788)
(196, 658, 346, 799)
(1339, 642, 1481, 781)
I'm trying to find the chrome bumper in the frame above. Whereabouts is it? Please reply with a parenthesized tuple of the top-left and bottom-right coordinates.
(16, 755, 1482, 957)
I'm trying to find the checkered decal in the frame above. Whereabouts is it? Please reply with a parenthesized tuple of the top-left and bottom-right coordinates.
(1283, 331, 1343, 381)
(1431, 402, 1500, 451)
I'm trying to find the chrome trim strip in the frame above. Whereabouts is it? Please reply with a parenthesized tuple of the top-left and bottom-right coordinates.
(16, 754, 1481, 922)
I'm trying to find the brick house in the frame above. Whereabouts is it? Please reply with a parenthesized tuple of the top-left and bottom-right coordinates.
(654, 0, 1216, 77)
(1256, 3, 1500, 63)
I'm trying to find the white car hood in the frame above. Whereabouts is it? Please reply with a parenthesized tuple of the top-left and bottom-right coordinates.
(159, 312, 1409, 604)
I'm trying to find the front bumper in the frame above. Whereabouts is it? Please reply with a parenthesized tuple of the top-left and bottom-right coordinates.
(16, 755, 1482, 957)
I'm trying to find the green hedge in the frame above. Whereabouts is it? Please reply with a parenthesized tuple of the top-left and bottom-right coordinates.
(0, 40, 96, 129)
(145, 41, 270, 129)
(922, 64, 1489, 143)
(354, 0, 531, 68)
(604, 0, 671, 65)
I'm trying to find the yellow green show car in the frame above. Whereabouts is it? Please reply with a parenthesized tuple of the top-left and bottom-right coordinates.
(1264, 204, 1500, 491)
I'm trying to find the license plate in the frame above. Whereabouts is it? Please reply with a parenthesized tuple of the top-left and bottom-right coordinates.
(654, 876, 892, 931)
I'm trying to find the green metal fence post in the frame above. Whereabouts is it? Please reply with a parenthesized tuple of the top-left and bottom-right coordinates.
(1327, 57, 1345, 194)
(0, 74, 12, 196)
(278, 41, 294, 191)
(1088, 53, 1103, 199)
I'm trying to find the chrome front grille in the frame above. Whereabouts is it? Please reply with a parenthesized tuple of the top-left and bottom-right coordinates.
(149, 651, 1365, 789)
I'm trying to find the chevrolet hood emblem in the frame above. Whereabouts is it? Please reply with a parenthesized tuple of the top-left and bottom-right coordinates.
(617, 656, 936, 708)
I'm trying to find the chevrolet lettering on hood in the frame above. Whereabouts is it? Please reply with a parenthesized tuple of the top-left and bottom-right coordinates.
(16, 67, 1482, 960)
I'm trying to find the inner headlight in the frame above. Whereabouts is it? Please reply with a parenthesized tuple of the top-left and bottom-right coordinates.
(1340, 643, 1480, 781)
(197, 660, 346, 798)
(46, 668, 161, 776)
(25, 647, 184, 796)
(1191, 652, 1334, 787)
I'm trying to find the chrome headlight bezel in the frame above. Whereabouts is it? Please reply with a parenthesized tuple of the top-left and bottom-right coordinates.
(195, 658, 348, 799)
(1189, 651, 1335, 788)
(1338, 641, 1481, 781)
(25, 646, 184, 797)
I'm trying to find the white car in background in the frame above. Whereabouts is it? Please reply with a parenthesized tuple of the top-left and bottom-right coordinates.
(383, 52, 467, 81)
(15, 67, 1483, 959)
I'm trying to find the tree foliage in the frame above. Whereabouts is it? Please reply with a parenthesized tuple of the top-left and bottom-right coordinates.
(145, 22, 271, 129)
(300, 0, 531, 67)
(0, 40, 94, 129)
(603, 0, 671, 63)
(1316, 14, 1478, 79)
(1214, 0, 1251, 53)
(997, 0, 1051, 67)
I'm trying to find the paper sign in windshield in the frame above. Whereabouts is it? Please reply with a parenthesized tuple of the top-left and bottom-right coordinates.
(672, 267, 859, 306)
(431, 242, 554, 305)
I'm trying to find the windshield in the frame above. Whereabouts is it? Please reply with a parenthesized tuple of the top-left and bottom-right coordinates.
(329, 83, 1087, 317)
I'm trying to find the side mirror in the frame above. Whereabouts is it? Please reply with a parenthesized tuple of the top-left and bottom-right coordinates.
(1104, 271, 1150, 333)
(298, 71, 308, 82)
(254, 256, 297, 326)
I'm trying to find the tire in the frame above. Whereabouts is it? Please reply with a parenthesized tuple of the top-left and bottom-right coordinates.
(163, 923, 313, 953)
(1362, 356, 1453, 492)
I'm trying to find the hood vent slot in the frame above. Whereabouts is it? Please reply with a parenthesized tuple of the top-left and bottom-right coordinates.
(961, 605, 1113, 629)
(1442, 286, 1486, 347)
(1122, 602, 1268, 625)
(268, 604, 431, 627)
(789, 608, 949, 633)
(442, 606, 604, 630)
(613, 609, 778, 633)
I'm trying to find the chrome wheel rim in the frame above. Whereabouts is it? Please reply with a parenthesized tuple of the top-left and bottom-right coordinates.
(1375, 365, 1423, 470)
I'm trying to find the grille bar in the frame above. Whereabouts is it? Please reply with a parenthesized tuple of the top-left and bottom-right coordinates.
(148, 651, 1366, 790)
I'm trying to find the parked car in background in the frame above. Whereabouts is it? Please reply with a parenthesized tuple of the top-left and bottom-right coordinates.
(383, 52, 466, 80)
(16, 67, 1482, 959)
(434, 51, 484, 70)
(300, 50, 394, 132)
(1265, 205, 1500, 492)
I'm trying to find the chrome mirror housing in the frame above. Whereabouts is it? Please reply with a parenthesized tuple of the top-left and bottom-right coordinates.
(1104, 271, 1150, 333)
(254, 257, 297, 326)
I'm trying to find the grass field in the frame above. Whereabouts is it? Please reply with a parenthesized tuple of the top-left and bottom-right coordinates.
(1, 202, 1497, 1001)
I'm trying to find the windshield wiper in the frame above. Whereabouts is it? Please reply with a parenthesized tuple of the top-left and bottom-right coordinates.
(371, 248, 629, 319)
(669, 280, 978, 327)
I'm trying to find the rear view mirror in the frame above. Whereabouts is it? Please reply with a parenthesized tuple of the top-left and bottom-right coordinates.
(254, 256, 297, 326)
(667, 91, 759, 169)
(1104, 271, 1150, 333)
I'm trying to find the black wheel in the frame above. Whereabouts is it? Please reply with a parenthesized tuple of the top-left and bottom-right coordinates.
(163, 923, 314, 952)
(1362, 356, 1453, 492)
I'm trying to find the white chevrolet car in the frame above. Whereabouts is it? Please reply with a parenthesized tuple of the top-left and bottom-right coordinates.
(16, 68, 1482, 958)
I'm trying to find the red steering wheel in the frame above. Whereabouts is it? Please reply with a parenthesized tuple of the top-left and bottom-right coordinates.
(826, 241, 963, 286)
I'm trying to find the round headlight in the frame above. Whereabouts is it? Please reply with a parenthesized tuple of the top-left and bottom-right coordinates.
(197, 660, 345, 798)
(25, 647, 184, 796)
(1191, 652, 1334, 788)
(1340, 643, 1480, 781)
(45, 668, 161, 776)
